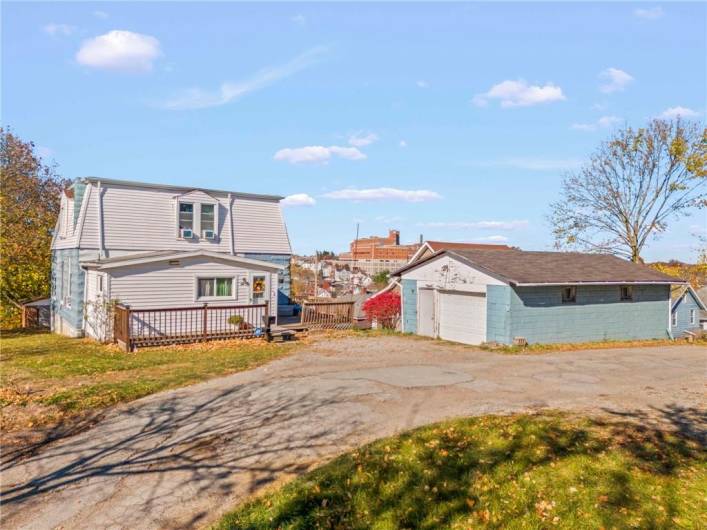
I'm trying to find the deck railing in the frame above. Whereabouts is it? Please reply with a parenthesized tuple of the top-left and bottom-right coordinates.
(113, 302, 269, 351)
(301, 300, 355, 329)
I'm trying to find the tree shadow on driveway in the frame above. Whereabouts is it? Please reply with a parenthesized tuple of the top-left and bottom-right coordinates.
(1, 379, 367, 528)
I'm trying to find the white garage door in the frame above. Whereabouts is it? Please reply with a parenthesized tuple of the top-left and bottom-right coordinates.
(438, 291, 486, 345)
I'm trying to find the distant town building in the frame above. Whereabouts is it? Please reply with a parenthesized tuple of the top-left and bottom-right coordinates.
(340, 229, 420, 261)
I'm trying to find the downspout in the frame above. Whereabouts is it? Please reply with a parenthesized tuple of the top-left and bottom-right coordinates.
(97, 181, 106, 259)
(228, 193, 235, 255)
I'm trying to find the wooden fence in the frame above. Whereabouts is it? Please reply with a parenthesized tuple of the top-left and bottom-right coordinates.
(301, 300, 355, 330)
(113, 302, 269, 351)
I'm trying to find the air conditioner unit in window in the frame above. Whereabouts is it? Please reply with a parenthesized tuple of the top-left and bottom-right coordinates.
(203, 229, 215, 240)
(181, 228, 194, 239)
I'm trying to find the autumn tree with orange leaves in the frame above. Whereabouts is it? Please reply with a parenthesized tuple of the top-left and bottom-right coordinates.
(0, 129, 69, 327)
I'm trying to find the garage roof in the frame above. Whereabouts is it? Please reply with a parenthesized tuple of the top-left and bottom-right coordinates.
(393, 249, 685, 286)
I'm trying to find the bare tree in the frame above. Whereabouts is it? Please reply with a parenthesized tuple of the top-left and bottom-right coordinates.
(550, 119, 706, 262)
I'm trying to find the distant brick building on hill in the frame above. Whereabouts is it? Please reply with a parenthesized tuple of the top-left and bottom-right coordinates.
(340, 229, 420, 260)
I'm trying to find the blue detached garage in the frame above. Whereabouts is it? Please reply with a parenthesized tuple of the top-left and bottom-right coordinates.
(394, 249, 683, 345)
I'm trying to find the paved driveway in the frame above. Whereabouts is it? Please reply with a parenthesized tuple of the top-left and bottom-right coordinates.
(2, 336, 705, 529)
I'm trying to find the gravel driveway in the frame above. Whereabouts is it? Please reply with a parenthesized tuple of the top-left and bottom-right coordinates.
(2, 335, 705, 529)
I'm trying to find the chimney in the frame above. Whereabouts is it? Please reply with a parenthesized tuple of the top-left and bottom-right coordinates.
(389, 229, 400, 245)
(419, 234, 423, 244)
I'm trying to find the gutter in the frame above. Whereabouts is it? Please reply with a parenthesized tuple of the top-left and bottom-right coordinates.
(97, 181, 105, 258)
(228, 192, 235, 255)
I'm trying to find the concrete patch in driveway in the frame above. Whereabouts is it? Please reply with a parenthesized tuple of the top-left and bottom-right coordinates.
(335, 365, 475, 388)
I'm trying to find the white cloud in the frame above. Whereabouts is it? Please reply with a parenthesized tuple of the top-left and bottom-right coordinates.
(76, 30, 161, 72)
(43, 23, 75, 36)
(323, 188, 442, 203)
(419, 220, 528, 231)
(472, 157, 583, 171)
(659, 106, 700, 120)
(475, 235, 510, 243)
(161, 46, 326, 110)
(274, 145, 366, 164)
(472, 79, 565, 108)
(634, 7, 664, 20)
(416, 80, 429, 88)
(598, 68, 634, 94)
(348, 132, 378, 147)
(399, 140, 408, 148)
(93, 10, 109, 19)
(281, 193, 316, 207)
(571, 115, 621, 132)
(291, 14, 306, 25)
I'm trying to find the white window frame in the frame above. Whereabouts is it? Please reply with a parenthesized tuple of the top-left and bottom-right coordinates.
(690, 309, 696, 325)
(177, 201, 195, 238)
(200, 202, 218, 239)
(62, 256, 72, 308)
(194, 275, 237, 302)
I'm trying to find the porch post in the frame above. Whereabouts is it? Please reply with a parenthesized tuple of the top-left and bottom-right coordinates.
(202, 303, 208, 340)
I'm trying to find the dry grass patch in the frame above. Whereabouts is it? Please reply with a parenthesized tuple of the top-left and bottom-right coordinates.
(1, 329, 302, 451)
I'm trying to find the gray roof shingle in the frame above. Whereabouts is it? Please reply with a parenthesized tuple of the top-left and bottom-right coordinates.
(395, 249, 685, 286)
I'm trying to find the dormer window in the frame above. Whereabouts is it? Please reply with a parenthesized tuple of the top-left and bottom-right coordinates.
(201, 203, 215, 238)
(179, 203, 194, 237)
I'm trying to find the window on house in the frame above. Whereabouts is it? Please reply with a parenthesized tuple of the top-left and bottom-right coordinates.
(197, 278, 233, 298)
(690, 309, 696, 325)
(671, 312, 677, 327)
(561, 286, 576, 303)
(97, 275, 103, 294)
(179, 203, 194, 233)
(620, 286, 633, 301)
(201, 203, 215, 236)
(62, 256, 72, 307)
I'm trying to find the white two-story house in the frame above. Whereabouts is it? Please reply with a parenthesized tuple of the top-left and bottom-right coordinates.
(51, 177, 292, 339)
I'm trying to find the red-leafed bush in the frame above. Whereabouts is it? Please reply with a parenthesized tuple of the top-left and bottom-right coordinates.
(362, 291, 401, 328)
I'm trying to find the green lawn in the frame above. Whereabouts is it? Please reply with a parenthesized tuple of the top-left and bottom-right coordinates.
(215, 414, 706, 530)
(1, 330, 299, 435)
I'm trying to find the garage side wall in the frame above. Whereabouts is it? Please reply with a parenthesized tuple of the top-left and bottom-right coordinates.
(486, 285, 512, 343)
(401, 279, 418, 333)
(508, 284, 670, 344)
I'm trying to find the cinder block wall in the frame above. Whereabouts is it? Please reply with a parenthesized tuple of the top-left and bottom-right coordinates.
(494, 284, 670, 344)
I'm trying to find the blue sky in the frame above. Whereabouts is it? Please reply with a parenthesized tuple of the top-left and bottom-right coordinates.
(4, 2, 706, 260)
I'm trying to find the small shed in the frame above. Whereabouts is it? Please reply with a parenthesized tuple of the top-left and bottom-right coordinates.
(393, 249, 682, 345)
(21, 297, 51, 329)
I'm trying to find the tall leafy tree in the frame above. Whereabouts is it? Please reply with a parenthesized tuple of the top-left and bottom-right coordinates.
(550, 119, 706, 262)
(0, 129, 69, 327)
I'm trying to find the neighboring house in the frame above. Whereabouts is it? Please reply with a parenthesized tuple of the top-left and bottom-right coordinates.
(698, 287, 707, 331)
(394, 249, 682, 345)
(51, 177, 292, 338)
(670, 285, 706, 337)
(408, 240, 513, 264)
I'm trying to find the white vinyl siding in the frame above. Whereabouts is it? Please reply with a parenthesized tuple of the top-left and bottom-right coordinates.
(107, 256, 278, 310)
(63, 183, 290, 255)
(233, 197, 291, 254)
